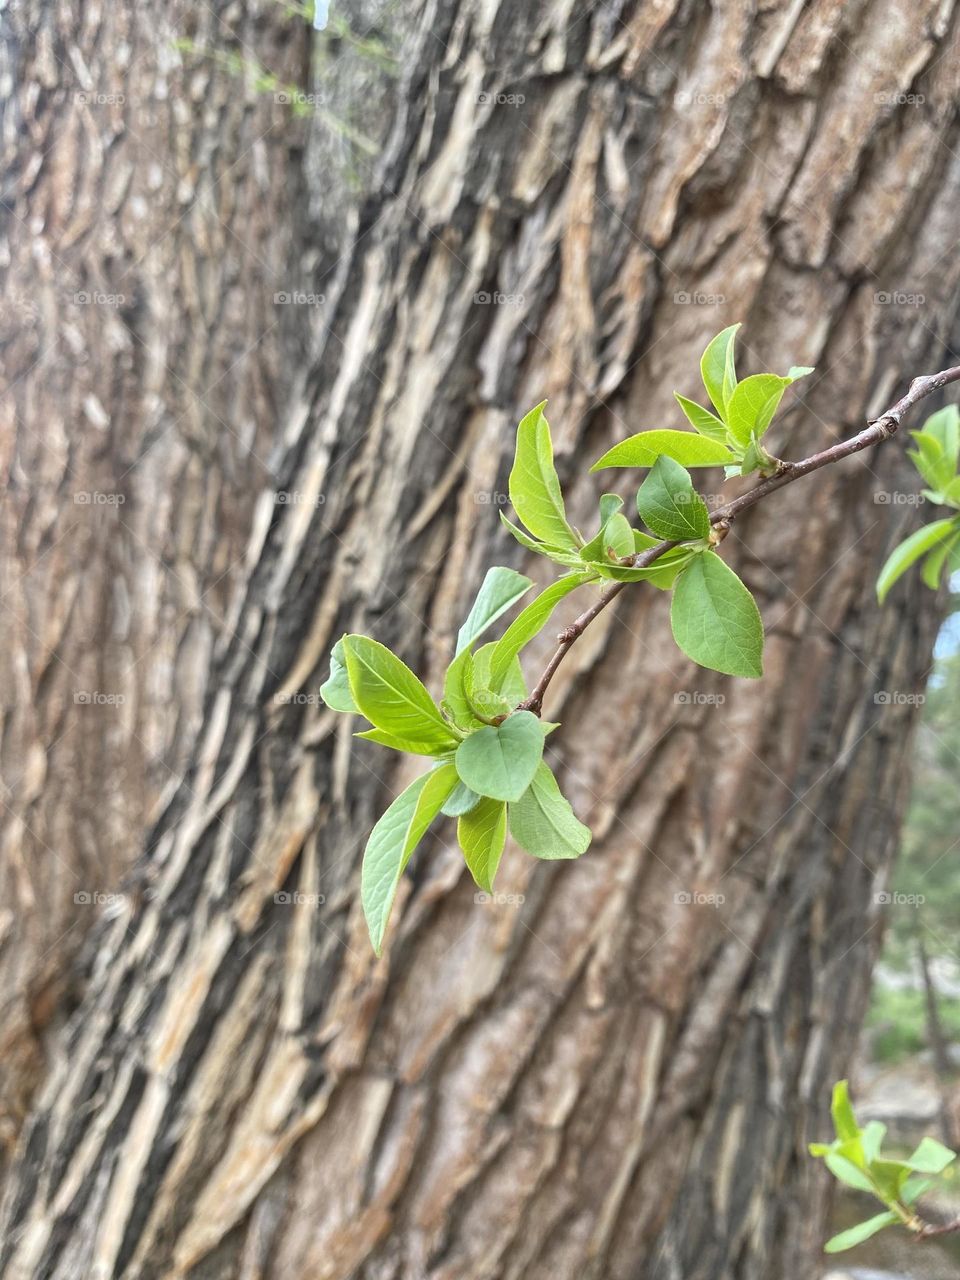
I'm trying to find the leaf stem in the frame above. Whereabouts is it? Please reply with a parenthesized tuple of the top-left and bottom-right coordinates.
(518, 364, 960, 716)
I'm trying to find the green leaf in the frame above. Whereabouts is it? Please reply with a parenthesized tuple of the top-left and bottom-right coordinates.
(670, 552, 764, 678)
(598, 493, 624, 523)
(636, 456, 710, 540)
(319, 637, 359, 713)
(343, 635, 459, 753)
(441, 780, 482, 817)
(876, 518, 959, 603)
(738, 432, 778, 477)
(355, 727, 457, 756)
(456, 567, 534, 655)
(472, 643, 528, 706)
(824, 1152, 874, 1192)
(921, 404, 960, 472)
(861, 1120, 887, 1165)
(508, 402, 578, 549)
(580, 511, 635, 563)
(909, 432, 951, 491)
(902, 1175, 934, 1204)
(443, 647, 480, 730)
(591, 430, 736, 472)
(499, 513, 582, 567)
(508, 760, 591, 859)
(457, 796, 508, 891)
(674, 392, 727, 442)
(831, 1080, 860, 1143)
(361, 764, 459, 954)
(700, 324, 740, 417)
(824, 1212, 898, 1254)
(921, 530, 960, 589)
(787, 365, 815, 381)
(725, 374, 790, 447)
(454, 710, 545, 802)
(487, 573, 588, 689)
(904, 1136, 957, 1174)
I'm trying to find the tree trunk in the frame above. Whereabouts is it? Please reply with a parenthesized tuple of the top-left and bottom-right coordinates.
(3, 2, 960, 1279)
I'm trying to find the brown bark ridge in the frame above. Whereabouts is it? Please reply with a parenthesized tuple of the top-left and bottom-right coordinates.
(0, 0, 310, 1174)
(3, 1, 960, 1278)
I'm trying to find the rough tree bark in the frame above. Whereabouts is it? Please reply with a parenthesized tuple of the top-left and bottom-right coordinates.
(2, 2, 960, 1279)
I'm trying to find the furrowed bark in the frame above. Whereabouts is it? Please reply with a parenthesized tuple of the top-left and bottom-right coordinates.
(3, 2, 960, 1278)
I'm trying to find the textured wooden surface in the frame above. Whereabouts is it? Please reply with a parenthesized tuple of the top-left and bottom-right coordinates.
(1, 1, 960, 1277)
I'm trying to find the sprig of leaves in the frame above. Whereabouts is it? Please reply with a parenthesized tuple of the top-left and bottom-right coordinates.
(810, 1080, 956, 1252)
(590, 325, 813, 478)
(876, 405, 960, 601)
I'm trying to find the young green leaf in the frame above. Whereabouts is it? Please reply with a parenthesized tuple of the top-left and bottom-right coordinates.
(636, 456, 710, 541)
(876, 518, 959, 603)
(787, 365, 815, 382)
(499, 514, 583, 567)
(442, 647, 480, 730)
(508, 761, 591, 859)
(457, 796, 508, 891)
(472, 643, 528, 706)
(904, 1136, 957, 1174)
(831, 1079, 860, 1143)
(454, 711, 545, 803)
(824, 1152, 874, 1193)
(580, 511, 635, 563)
(441, 780, 482, 817)
(361, 764, 459, 954)
(319, 637, 359, 713)
(860, 1120, 887, 1165)
(670, 552, 764, 678)
(342, 635, 459, 752)
(725, 374, 789, 447)
(456, 566, 534, 655)
(921, 403, 960, 471)
(487, 574, 589, 689)
(508, 402, 578, 549)
(909, 431, 951, 491)
(921, 530, 960, 589)
(355, 727, 457, 756)
(823, 1211, 899, 1254)
(591, 429, 736, 472)
(674, 392, 727, 442)
(598, 493, 624, 523)
(700, 324, 740, 417)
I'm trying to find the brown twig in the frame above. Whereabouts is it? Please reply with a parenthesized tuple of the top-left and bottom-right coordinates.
(913, 1215, 960, 1240)
(519, 364, 960, 716)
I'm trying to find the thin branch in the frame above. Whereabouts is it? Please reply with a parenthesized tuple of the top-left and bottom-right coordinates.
(519, 364, 960, 716)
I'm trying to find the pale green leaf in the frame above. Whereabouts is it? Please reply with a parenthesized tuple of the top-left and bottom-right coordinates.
(508, 401, 578, 549)
(636, 456, 710, 540)
(920, 404, 960, 472)
(725, 374, 789, 447)
(700, 324, 740, 416)
(876, 518, 958, 603)
(442, 780, 482, 817)
(591, 430, 736, 472)
(458, 796, 508, 891)
(824, 1212, 898, 1253)
(456, 567, 534, 655)
(861, 1120, 887, 1165)
(824, 1152, 874, 1192)
(361, 764, 459, 954)
(670, 552, 764, 679)
(443, 647, 480, 730)
(343, 635, 460, 753)
(674, 392, 727, 442)
(508, 760, 591, 859)
(580, 511, 635, 563)
(904, 1136, 957, 1174)
(454, 711, 545, 802)
(472, 643, 528, 706)
(831, 1080, 860, 1143)
(787, 365, 815, 381)
(499, 513, 583, 567)
(355, 726, 458, 756)
(320, 637, 359, 713)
